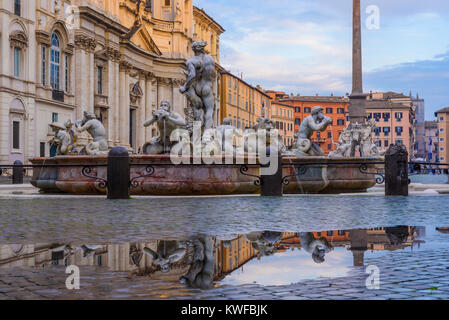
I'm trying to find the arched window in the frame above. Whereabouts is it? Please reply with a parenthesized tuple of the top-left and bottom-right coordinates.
(50, 33, 60, 90)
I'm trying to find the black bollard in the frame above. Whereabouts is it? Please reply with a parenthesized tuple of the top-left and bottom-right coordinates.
(12, 160, 24, 184)
(260, 147, 283, 196)
(107, 147, 130, 199)
(385, 144, 409, 196)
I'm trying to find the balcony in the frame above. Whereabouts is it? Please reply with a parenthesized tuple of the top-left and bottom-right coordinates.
(94, 94, 109, 108)
(52, 90, 64, 103)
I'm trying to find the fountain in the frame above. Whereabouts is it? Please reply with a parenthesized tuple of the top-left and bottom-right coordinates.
(31, 1, 381, 196)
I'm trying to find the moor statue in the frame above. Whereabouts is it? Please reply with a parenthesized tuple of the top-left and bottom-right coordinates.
(49, 121, 76, 156)
(293, 106, 332, 157)
(179, 41, 216, 131)
(143, 100, 187, 154)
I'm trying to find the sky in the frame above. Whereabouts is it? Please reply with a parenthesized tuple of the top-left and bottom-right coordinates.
(194, 0, 449, 120)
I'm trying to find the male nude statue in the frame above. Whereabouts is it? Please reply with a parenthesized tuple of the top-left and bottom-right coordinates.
(143, 100, 187, 154)
(294, 106, 332, 156)
(179, 41, 216, 130)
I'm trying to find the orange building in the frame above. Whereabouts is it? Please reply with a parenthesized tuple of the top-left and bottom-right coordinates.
(435, 107, 449, 165)
(265, 90, 288, 101)
(280, 95, 350, 155)
(365, 92, 416, 159)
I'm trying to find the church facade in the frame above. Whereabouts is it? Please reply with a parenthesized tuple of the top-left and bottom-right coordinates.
(0, 0, 224, 164)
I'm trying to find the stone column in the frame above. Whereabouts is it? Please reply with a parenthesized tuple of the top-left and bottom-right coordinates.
(138, 73, 146, 150)
(74, 35, 96, 145)
(119, 62, 131, 148)
(106, 49, 119, 146)
(145, 74, 153, 142)
(348, 0, 366, 124)
(349, 229, 368, 267)
(352, 0, 363, 96)
(114, 61, 120, 145)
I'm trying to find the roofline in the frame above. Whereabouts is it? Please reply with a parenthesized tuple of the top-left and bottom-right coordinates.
(220, 70, 272, 99)
(435, 107, 449, 113)
(272, 101, 295, 108)
(193, 6, 225, 34)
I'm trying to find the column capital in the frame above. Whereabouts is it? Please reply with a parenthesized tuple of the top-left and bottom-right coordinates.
(75, 35, 97, 52)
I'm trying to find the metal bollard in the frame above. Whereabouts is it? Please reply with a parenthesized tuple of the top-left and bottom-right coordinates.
(385, 144, 409, 196)
(260, 147, 283, 197)
(107, 147, 130, 199)
(12, 160, 24, 184)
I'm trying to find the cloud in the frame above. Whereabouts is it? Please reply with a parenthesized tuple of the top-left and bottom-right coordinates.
(195, 0, 449, 119)
(365, 51, 449, 119)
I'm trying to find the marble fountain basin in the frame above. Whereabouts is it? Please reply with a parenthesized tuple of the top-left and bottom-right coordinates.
(30, 155, 379, 195)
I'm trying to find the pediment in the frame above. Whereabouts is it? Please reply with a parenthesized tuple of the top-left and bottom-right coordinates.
(127, 23, 162, 56)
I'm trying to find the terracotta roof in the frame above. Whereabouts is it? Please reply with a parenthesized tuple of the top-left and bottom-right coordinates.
(366, 100, 411, 109)
(272, 101, 295, 108)
(435, 107, 449, 113)
(220, 71, 272, 99)
(280, 96, 349, 103)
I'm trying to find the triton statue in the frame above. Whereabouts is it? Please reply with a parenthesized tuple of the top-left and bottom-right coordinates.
(143, 100, 187, 154)
(179, 41, 216, 131)
(76, 111, 109, 156)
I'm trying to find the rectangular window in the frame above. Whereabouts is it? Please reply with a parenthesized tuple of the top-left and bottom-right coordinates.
(41, 46, 47, 85)
(52, 112, 58, 123)
(327, 132, 332, 138)
(165, 0, 170, 6)
(97, 66, 103, 95)
(14, 47, 20, 77)
(13, 121, 20, 149)
(304, 107, 311, 113)
(40, 142, 46, 157)
(337, 119, 345, 126)
(14, 0, 21, 16)
(65, 55, 69, 92)
(337, 108, 345, 114)
(326, 108, 333, 114)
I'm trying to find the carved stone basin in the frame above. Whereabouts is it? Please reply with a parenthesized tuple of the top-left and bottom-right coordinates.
(30, 155, 379, 195)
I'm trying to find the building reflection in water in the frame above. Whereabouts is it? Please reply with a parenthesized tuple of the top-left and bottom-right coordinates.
(0, 226, 424, 289)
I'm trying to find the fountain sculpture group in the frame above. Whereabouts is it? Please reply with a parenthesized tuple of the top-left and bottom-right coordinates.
(32, 40, 382, 195)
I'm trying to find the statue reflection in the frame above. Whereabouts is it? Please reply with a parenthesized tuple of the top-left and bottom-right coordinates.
(0, 226, 423, 290)
(299, 232, 334, 264)
(244, 231, 283, 257)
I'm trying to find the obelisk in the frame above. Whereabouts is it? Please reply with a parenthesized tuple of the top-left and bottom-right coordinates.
(348, 0, 366, 124)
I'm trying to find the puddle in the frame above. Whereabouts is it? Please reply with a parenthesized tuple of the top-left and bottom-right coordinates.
(1, 225, 448, 297)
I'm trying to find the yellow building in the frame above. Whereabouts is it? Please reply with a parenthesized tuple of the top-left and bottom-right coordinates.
(219, 72, 272, 130)
(271, 101, 295, 147)
(193, 7, 224, 64)
(435, 107, 449, 165)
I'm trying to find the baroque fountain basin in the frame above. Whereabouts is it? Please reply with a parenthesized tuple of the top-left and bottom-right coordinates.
(30, 155, 379, 195)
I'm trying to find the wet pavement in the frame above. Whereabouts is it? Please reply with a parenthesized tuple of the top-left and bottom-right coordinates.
(1, 193, 449, 300)
(1, 223, 449, 300)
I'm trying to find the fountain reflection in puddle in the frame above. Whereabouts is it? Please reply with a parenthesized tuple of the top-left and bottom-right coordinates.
(2, 225, 447, 292)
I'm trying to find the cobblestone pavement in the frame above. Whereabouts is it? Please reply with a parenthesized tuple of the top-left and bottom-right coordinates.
(1, 249, 448, 300)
